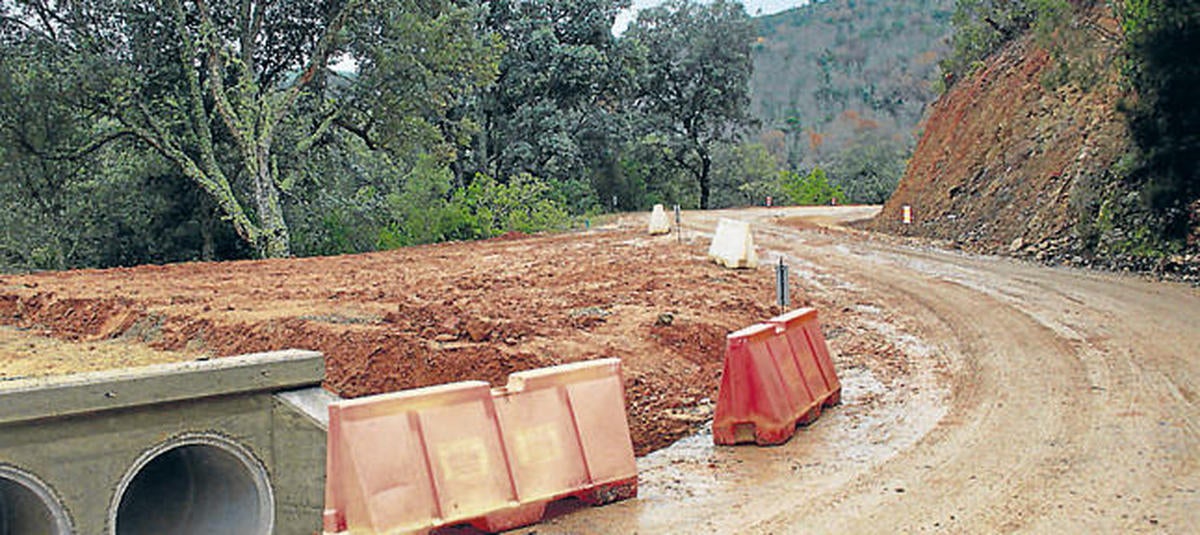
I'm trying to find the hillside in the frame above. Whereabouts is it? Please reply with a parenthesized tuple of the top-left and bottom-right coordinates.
(751, 0, 953, 173)
(868, 6, 1199, 278)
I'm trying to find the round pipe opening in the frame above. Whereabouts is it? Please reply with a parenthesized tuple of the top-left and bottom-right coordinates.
(111, 434, 273, 535)
(0, 465, 72, 535)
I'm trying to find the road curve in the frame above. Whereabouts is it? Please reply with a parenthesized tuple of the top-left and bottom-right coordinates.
(520, 206, 1199, 534)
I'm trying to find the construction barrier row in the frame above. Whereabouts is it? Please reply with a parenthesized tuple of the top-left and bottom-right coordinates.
(713, 308, 841, 446)
(322, 358, 637, 534)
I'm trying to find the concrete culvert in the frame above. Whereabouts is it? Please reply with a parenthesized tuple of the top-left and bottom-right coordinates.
(111, 435, 273, 535)
(0, 465, 72, 535)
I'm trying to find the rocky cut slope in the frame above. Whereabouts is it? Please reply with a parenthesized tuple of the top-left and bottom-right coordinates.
(868, 9, 1132, 265)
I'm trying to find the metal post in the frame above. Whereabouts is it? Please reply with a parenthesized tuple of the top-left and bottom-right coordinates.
(775, 257, 790, 309)
(673, 204, 682, 243)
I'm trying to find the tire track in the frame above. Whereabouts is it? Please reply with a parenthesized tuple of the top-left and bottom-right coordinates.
(520, 207, 1200, 533)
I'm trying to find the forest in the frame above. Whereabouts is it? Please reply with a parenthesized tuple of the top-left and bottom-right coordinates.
(0, 0, 744, 267)
(5, 0, 1189, 270)
(750, 0, 952, 204)
(1, 0, 957, 270)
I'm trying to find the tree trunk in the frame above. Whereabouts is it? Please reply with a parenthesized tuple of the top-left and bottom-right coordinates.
(199, 202, 215, 261)
(253, 146, 291, 258)
(698, 148, 712, 210)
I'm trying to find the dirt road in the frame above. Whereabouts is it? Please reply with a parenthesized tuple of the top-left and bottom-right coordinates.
(524, 206, 1200, 534)
(2, 206, 1196, 532)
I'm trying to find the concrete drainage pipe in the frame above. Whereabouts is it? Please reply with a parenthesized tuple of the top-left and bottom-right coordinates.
(0, 465, 73, 535)
(110, 434, 274, 535)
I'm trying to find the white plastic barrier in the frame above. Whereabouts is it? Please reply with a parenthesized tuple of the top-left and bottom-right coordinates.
(708, 218, 758, 269)
(648, 204, 670, 235)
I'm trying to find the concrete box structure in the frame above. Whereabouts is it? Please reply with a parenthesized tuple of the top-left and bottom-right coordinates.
(0, 349, 331, 535)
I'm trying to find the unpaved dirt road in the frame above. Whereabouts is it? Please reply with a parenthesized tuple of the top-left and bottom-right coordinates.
(2, 206, 1196, 533)
(523, 206, 1200, 534)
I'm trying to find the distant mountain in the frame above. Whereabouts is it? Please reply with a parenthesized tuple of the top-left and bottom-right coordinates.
(750, 0, 953, 171)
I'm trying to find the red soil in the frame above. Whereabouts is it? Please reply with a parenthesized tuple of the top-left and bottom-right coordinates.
(0, 223, 795, 455)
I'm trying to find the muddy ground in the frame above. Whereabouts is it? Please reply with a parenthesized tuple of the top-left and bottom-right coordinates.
(519, 206, 1199, 534)
(0, 217, 908, 456)
(7, 206, 1193, 532)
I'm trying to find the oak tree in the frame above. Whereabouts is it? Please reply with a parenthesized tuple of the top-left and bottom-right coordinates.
(0, 0, 498, 257)
(624, 0, 755, 209)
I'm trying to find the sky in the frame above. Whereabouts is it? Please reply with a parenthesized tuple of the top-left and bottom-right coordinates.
(612, 0, 810, 35)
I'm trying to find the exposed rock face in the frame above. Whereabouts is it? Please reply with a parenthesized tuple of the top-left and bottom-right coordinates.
(869, 13, 1129, 263)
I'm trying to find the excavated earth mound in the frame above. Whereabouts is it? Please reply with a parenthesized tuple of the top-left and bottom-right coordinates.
(0, 223, 812, 455)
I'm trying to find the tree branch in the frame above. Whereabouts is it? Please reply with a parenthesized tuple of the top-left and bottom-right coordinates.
(333, 117, 379, 150)
(239, 0, 256, 74)
(124, 104, 259, 246)
(192, 0, 256, 161)
(296, 107, 343, 153)
(165, 0, 226, 182)
(0, 14, 53, 42)
(271, 0, 362, 139)
(7, 126, 134, 161)
(27, 0, 64, 41)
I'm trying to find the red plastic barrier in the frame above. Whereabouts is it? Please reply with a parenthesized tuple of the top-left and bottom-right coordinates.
(490, 359, 637, 524)
(323, 358, 637, 534)
(713, 308, 841, 446)
(322, 381, 517, 534)
(769, 308, 841, 406)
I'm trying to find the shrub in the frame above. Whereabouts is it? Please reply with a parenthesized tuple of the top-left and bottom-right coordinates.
(938, 0, 1073, 88)
(780, 167, 845, 205)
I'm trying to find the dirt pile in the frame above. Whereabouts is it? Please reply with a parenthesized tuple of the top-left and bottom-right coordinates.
(0, 224, 801, 455)
(868, 11, 1131, 265)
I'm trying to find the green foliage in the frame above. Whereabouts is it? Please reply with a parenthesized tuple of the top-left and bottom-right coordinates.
(0, 139, 247, 271)
(710, 143, 785, 208)
(609, 136, 696, 210)
(382, 157, 466, 246)
(780, 167, 845, 206)
(0, 0, 500, 259)
(938, 0, 1072, 86)
(828, 136, 907, 203)
(1071, 163, 1182, 265)
(625, 0, 756, 209)
(1116, 0, 1200, 247)
(453, 173, 573, 236)
(375, 163, 572, 249)
(470, 0, 631, 185)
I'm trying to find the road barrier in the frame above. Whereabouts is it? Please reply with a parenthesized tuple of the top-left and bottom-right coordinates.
(708, 218, 758, 269)
(769, 308, 841, 406)
(648, 204, 671, 235)
(323, 358, 637, 534)
(323, 381, 517, 534)
(713, 308, 841, 446)
(495, 359, 638, 508)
